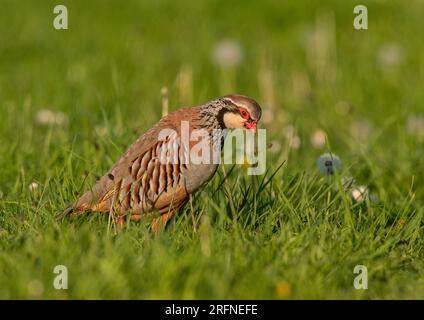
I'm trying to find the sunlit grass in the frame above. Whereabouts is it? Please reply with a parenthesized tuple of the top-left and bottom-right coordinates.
(0, 0, 423, 299)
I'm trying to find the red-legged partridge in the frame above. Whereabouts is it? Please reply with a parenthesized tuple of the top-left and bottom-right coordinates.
(61, 95, 262, 232)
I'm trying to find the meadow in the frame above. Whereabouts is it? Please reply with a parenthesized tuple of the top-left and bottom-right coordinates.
(0, 0, 423, 299)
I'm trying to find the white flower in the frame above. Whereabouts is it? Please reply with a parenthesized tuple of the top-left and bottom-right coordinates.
(350, 119, 373, 141)
(283, 125, 295, 138)
(290, 135, 301, 149)
(316, 153, 341, 175)
(28, 182, 39, 193)
(283, 125, 301, 150)
(36, 109, 68, 126)
(212, 39, 243, 68)
(310, 129, 326, 148)
(377, 43, 403, 68)
(351, 185, 368, 202)
(268, 140, 282, 153)
(262, 109, 274, 125)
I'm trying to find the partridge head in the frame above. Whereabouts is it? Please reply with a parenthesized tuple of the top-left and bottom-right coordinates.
(219, 94, 261, 133)
(59, 94, 262, 232)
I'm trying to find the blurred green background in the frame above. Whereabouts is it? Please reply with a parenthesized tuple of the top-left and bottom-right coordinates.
(0, 0, 423, 299)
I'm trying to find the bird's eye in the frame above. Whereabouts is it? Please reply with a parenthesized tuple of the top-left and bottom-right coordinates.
(239, 108, 250, 119)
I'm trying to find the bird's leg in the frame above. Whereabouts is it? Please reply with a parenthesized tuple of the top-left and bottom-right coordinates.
(151, 211, 174, 235)
(115, 214, 125, 231)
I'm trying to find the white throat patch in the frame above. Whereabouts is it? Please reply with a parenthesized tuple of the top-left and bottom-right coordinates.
(223, 112, 245, 129)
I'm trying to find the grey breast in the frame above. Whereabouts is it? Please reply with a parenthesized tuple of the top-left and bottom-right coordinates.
(184, 163, 219, 194)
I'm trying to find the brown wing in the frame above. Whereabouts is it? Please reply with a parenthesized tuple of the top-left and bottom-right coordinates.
(115, 129, 189, 215)
(69, 107, 200, 215)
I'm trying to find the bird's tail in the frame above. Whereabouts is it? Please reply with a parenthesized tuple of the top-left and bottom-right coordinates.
(55, 205, 75, 221)
(56, 178, 112, 220)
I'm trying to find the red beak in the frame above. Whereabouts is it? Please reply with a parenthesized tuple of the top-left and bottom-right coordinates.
(245, 120, 257, 134)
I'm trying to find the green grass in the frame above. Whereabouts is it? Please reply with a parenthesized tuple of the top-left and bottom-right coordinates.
(0, 0, 423, 299)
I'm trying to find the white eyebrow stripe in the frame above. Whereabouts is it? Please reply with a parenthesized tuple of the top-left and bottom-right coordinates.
(225, 97, 246, 109)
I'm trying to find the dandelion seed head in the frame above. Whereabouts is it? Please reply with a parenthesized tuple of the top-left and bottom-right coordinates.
(212, 39, 243, 68)
(36, 109, 68, 126)
(350, 119, 373, 141)
(317, 153, 341, 175)
(310, 129, 326, 148)
(290, 135, 301, 149)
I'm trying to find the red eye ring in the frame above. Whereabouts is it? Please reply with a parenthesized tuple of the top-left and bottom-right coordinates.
(239, 108, 250, 119)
